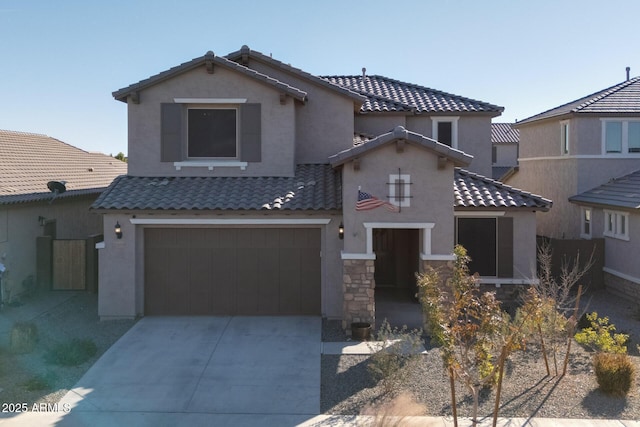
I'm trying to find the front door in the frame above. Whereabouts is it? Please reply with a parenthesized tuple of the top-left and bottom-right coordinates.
(372, 229, 419, 290)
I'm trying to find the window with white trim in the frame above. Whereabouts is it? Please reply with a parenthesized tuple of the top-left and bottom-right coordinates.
(580, 207, 592, 239)
(560, 120, 570, 155)
(602, 119, 640, 154)
(389, 174, 411, 207)
(604, 210, 629, 240)
(432, 116, 459, 148)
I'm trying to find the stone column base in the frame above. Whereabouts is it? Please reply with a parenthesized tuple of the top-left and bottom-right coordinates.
(342, 259, 375, 333)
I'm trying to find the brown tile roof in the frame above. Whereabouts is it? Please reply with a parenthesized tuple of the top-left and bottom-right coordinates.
(323, 75, 504, 115)
(0, 130, 127, 205)
(91, 164, 341, 211)
(491, 123, 519, 144)
(517, 77, 640, 125)
(569, 169, 640, 210)
(454, 168, 551, 211)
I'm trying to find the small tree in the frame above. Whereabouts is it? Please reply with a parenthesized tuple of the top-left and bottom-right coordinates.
(418, 245, 524, 426)
(533, 241, 593, 376)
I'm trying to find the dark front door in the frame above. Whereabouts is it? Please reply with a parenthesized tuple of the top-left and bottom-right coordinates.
(373, 229, 419, 289)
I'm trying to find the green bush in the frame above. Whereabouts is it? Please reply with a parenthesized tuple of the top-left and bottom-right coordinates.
(574, 312, 628, 354)
(594, 352, 635, 396)
(44, 338, 97, 366)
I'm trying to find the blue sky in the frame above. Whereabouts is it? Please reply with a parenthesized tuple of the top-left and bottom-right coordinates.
(1, 0, 639, 156)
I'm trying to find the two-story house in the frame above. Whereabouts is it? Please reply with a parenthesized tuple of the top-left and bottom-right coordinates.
(491, 123, 519, 181)
(93, 46, 550, 330)
(506, 75, 640, 301)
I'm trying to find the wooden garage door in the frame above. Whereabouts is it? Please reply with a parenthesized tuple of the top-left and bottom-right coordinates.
(144, 228, 321, 315)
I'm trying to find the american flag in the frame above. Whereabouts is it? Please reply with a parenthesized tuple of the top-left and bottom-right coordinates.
(356, 190, 399, 212)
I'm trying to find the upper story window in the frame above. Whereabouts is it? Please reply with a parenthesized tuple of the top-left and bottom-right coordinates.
(580, 207, 592, 239)
(602, 119, 640, 154)
(389, 173, 411, 207)
(560, 120, 570, 155)
(160, 99, 261, 169)
(432, 116, 459, 148)
(188, 108, 238, 158)
(604, 209, 629, 240)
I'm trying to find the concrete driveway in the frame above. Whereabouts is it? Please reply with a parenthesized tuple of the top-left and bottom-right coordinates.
(1, 316, 321, 426)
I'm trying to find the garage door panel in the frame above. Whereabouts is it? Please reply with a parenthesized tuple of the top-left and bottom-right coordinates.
(257, 250, 279, 314)
(236, 250, 259, 314)
(210, 248, 236, 314)
(166, 248, 190, 315)
(145, 228, 320, 315)
(188, 248, 213, 315)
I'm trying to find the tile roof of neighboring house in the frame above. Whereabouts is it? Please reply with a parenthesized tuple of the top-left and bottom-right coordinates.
(91, 164, 341, 211)
(353, 132, 372, 147)
(322, 75, 504, 114)
(112, 51, 308, 103)
(491, 123, 519, 144)
(330, 126, 473, 168)
(517, 76, 640, 125)
(0, 130, 127, 205)
(569, 169, 640, 210)
(455, 168, 552, 211)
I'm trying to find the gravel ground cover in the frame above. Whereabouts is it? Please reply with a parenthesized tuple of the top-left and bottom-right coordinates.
(0, 292, 136, 406)
(321, 289, 640, 420)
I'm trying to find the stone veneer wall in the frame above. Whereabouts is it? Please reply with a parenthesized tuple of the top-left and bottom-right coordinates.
(604, 271, 640, 304)
(342, 259, 375, 332)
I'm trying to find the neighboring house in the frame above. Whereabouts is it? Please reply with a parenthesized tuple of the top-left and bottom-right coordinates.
(491, 122, 519, 181)
(0, 130, 127, 302)
(506, 76, 640, 301)
(569, 170, 640, 300)
(93, 46, 550, 329)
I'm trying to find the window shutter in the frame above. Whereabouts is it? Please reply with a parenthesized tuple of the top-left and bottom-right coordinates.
(240, 103, 261, 162)
(497, 217, 514, 278)
(161, 103, 183, 162)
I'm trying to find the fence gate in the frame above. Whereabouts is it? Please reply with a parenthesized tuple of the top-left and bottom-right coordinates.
(52, 240, 86, 290)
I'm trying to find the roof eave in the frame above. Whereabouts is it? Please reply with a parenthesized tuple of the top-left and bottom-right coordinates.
(113, 52, 308, 104)
(225, 46, 367, 106)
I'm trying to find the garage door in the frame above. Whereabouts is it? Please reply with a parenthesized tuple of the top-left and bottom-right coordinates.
(144, 228, 321, 315)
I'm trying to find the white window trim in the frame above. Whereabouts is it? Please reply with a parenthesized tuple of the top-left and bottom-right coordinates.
(601, 118, 640, 155)
(603, 210, 629, 241)
(174, 98, 247, 104)
(130, 218, 331, 225)
(560, 120, 570, 156)
(173, 160, 248, 171)
(388, 174, 410, 207)
(580, 207, 592, 239)
(432, 116, 459, 148)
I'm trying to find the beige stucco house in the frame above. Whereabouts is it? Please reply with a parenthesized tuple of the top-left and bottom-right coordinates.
(93, 46, 551, 329)
(491, 123, 519, 181)
(506, 75, 640, 301)
(0, 130, 127, 303)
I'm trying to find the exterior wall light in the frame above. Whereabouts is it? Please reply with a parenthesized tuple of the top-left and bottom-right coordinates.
(338, 222, 344, 240)
(115, 221, 123, 239)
